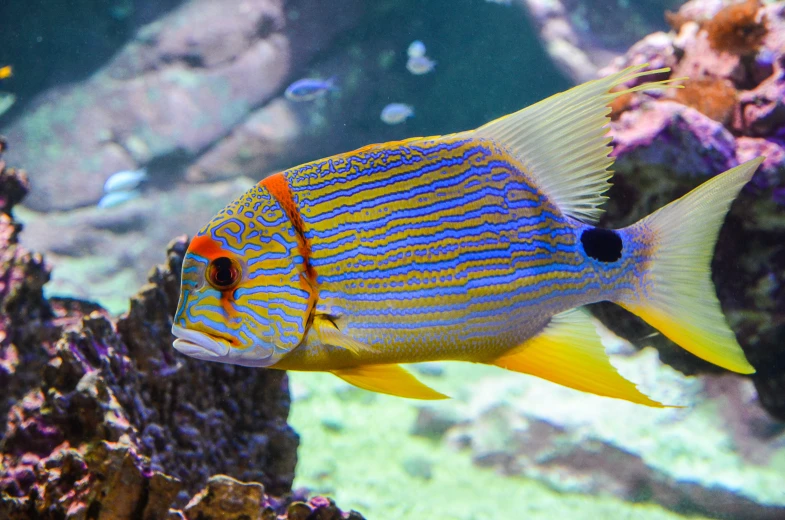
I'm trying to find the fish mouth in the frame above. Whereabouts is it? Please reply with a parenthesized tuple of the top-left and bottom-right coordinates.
(171, 324, 231, 359)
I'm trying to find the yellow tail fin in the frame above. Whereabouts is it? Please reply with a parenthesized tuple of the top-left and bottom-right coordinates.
(619, 158, 764, 374)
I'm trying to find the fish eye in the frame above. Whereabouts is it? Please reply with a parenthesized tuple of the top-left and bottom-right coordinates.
(206, 256, 242, 291)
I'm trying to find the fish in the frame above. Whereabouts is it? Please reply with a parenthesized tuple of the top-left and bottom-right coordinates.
(407, 55, 436, 75)
(0, 66, 12, 80)
(0, 92, 15, 118)
(171, 64, 762, 406)
(103, 167, 147, 194)
(97, 189, 141, 209)
(380, 103, 415, 125)
(407, 40, 427, 58)
(284, 77, 337, 102)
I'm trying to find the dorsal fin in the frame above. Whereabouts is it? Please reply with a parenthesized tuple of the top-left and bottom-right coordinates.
(473, 64, 683, 223)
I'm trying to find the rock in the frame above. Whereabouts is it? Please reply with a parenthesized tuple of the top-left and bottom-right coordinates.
(522, 0, 682, 82)
(612, 100, 738, 178)
(401, 456, 433, 481)
(0, 135, 362, 520)
(4, 0, 364, 211)
(183, 475, 267, 520)
(410, 406, 461, 440)
(443, 347, 785, 520)
(591, 0, 785, 421)
(0, 143, 56, 435)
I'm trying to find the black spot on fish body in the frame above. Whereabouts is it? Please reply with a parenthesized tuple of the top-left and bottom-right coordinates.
(581, 228, 623, 263)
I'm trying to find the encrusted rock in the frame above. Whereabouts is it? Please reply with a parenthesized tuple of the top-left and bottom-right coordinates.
(442, 347, 785, 520)
(4, 0, 364, 212)
(0, 148, 359, 518)
(594, 0, 785, 420)
(521, 0, 681, 82)
(0, 142, 55, 435)
(182, 475, 364, 520)
(184, 475, 268, 520)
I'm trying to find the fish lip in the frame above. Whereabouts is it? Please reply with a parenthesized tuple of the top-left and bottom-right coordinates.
(171, 324, 230, 358)
(171, 324, 280, 367)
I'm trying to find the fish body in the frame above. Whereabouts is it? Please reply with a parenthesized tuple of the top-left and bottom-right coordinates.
(285, 77, 337, 102)
(103, 167, 147, 194)
(406, 55, 436, 75)
(380, 103, 414, 124)
(265, 135, 620, 368)
(0, 66, 12, 80)
(172, 65, 761, 406)
(98, 189, 141, 209)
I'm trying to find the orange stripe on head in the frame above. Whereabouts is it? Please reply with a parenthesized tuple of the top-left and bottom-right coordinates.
(260, 173, 315, 279)
(188, 233, 226, 261)
(261, 172, 319, 324)
(187, 234, 239, 320)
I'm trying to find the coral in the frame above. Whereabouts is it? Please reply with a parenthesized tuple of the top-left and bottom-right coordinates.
(608, 91, 636, 121)
(672, 77, 738, 124)
(597, 0, 785, 420)
(704, 0, 768, 55)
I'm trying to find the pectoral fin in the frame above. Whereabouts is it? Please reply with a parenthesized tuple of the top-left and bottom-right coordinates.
(313, 315, 374, 356)
(492, 309, 671, 407)
(331, 364, 449, 400)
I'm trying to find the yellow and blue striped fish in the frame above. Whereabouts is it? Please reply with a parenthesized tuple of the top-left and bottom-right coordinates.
(172, 65, 763, 406)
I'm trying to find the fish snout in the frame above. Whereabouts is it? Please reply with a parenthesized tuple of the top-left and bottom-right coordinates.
(171, 324, 281, 367)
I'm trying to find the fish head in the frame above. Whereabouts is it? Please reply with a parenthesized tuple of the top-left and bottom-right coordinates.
(171, 183, 313, 367)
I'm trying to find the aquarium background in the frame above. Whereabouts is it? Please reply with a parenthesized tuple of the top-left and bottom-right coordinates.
(1, 0, 784, 519)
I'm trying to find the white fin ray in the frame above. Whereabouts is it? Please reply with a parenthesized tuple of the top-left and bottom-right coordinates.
(473, 64, 683, 223)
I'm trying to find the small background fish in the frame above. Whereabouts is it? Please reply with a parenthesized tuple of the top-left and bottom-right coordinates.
(407, 55, 436, 75)
(103, 167, 147, 194)
(380, 102, 414, 124)
(284, 77, 337, 102)
(407, 40, 427, 58)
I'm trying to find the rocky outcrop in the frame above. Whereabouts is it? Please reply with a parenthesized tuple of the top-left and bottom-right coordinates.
(0, 144, 361, 520)
(416, 347, 785, 520)
(3, 0, 364, 212)
(520, 0, 683, 82)
(590, 0, 785, 420)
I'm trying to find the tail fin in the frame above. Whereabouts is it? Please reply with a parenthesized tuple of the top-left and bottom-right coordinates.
(619, 157, 764, 374)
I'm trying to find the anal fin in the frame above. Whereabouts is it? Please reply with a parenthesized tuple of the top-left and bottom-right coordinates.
(492, 310, 670, 407)
(331, 364, 449, 400)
